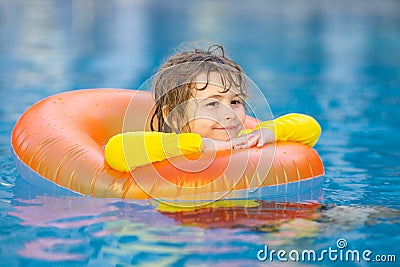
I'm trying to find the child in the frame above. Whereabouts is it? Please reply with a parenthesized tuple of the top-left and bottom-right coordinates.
(105, 45, 321, 172)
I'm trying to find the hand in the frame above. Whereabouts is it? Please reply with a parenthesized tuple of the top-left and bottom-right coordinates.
(231, 128, 275, 149)
(201, 128, 275, 152)
(201, 138, 233, 152)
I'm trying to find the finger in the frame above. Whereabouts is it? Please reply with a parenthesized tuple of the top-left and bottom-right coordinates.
(256, 133, 275, 148)
(232, 136, 250, 146)
(256, 140, 263, 147)
(233, 140, 248, 149)
(257, 134, 272, 147)
(249, 133, 261, 144)
(234, 144, 249, 149)
(233, 143, 246, 149)
(234, 133, 261, 148)
(234, 138, 257, 149)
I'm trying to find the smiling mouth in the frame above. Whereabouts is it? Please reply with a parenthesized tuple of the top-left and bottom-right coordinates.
(214, 126, 238, 131)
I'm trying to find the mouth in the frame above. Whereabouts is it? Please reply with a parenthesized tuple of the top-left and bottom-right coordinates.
(213, 126, 238, 132)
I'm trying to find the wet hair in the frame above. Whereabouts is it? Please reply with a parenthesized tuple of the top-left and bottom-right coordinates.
(150, 44, 248, 133)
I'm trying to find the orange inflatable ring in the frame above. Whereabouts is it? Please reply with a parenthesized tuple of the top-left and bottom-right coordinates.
(11, 89, 324, 201)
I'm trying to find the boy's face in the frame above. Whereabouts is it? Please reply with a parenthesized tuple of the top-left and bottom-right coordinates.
(183, 72, 247, 141)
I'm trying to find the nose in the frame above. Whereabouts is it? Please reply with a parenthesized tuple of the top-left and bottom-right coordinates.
(220, 104, 237, 121)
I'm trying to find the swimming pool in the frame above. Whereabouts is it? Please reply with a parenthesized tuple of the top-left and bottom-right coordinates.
(1, 0, 399, 266)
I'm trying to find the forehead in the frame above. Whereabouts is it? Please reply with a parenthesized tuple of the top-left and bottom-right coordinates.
(194, 71, 242, 97)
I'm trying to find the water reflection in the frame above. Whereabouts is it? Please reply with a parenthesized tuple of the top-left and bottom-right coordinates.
(19, 238, 87, 262)
(8, 196, 152, 262)
(9, 196, 120, 228)
(8, 195, 400, 263)
(8, 196, 322, 262)
(155, 200, 323, 240)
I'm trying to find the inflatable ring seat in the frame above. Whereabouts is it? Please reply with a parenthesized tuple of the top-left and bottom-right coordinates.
(11, 89, 324, 200)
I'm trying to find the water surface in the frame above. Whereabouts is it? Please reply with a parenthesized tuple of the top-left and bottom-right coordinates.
(1, 0, 399, 266)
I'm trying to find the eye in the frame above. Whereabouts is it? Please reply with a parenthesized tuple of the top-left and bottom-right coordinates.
(231, 99, 243, 105)
(206, 101, 219, 107)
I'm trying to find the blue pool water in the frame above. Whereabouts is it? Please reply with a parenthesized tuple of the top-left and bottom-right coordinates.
(1, 0, 400, 266)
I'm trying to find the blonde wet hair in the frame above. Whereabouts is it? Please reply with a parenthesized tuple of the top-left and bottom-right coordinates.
(150, 44, 248, 133)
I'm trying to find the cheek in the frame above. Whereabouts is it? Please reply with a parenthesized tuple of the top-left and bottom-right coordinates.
(235, 106, 247, 122)
(189, 107, 221, 126)
(193, 106, 214, 118)
(184, 117, 214, 134)
(192, 118, 216, 129)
